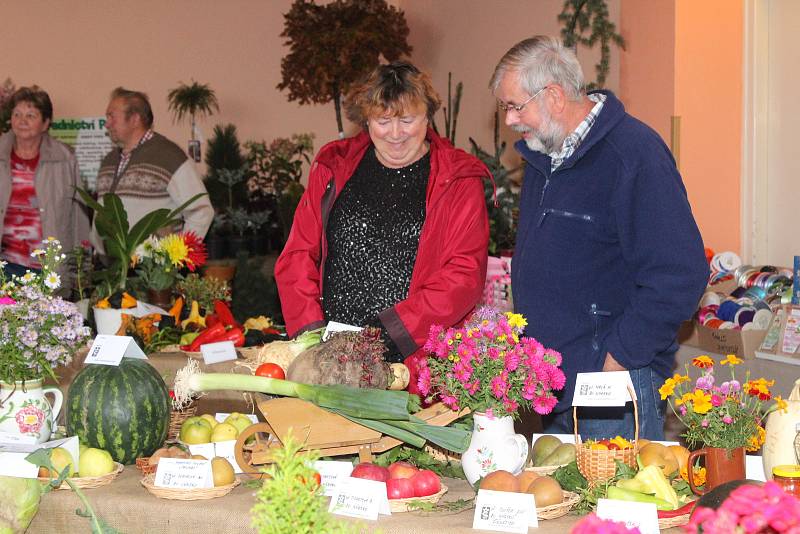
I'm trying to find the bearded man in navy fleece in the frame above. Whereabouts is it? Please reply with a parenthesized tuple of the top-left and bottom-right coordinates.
(490, 36, 708, 440)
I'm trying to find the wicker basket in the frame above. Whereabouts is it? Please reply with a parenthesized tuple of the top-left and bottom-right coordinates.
(389, 485, 448, 513)
(537, 491, 581, 520)
(135, 457, 158, 475)
(167, 403, 198, 441)
(574, 385, 639, 484)
(658, 511, 693, 529)
(524, 463, 568, 476)
(140, 474, 240, 500)
(39, 462, 124, 490)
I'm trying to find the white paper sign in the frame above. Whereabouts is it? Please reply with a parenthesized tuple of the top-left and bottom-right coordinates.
(0, 431, 38, 445)
(596, 498, 659, 534)
(473, 489, 537, 533)
(572, 371, 636, 407)
(187, 440, 243, 474)
(0, 436, 80, 479)
(323, 321, 362, 341)
(201, 340, 238, 365)
(187, 442, 216, 460)
(314, 460, 354, 496)
(214, 413, 259, 424)
(84, 335, 146, 366)
(328, 476, 390, 520)
(154, 458, 213, 489)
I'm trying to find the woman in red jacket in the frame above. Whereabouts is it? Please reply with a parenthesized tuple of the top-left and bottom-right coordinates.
(275, 62, 491, 364)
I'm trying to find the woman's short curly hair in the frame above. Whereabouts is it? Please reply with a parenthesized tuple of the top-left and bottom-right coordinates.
(9, 86, 53, 123)
(344, 61, 441, 128)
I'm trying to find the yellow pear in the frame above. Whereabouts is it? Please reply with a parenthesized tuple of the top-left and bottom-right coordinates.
(210, 422, 238, 442)
(200, 414, 219, 428)
(211, 456, 235, 486)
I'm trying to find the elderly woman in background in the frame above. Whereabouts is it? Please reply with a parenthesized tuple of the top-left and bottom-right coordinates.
(0, 86, 89, 279)
(275, 61, 492, 365)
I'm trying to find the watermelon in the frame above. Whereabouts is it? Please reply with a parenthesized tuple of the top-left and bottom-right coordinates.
(66, 358, 170, 464)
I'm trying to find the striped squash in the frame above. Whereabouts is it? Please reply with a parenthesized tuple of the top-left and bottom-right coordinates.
(66, 358, 170, 464)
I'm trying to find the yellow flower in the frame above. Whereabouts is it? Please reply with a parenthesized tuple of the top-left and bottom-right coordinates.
(455, 332, 462, 340)
(692, 355, 714, 369)
(673, 373, 691, 385)
(504, 312, 528, 329)
(689, 390, 713, 414)
(774, 396, 788, 413)
(681, 466, 706, 486)
(659, 378, 676, 400)
(511, 333, 519, 344)
(496, 334, 506, 342)
(747, 426, 766, 452)
(161, 234, 189, 266)
(720, 354, 743, 366)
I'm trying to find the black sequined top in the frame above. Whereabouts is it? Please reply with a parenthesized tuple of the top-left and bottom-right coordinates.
(322, 147, 430, 360)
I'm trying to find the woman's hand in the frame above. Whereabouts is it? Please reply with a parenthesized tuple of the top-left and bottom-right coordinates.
(602, 352, 626, 371)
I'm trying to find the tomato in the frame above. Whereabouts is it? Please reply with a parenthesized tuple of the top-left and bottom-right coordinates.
(386, 477, 415, 499)
(409, 469, 441, 497)
(312, 471, 322, 487)
(255, 363, 286, 379)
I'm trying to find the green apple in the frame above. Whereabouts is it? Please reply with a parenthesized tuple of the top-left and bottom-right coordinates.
(79, 448, 115, 477)
(180, 418, 213, 444)
(210, 422, 238, 442)
(223, 412, 252, 435)
(200, 414, 219, 429)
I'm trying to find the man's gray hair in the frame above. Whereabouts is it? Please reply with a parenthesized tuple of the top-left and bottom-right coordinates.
(490, 36, 585, 101)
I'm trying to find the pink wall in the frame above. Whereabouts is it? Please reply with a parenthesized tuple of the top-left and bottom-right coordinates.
(674, 0, 743, 253)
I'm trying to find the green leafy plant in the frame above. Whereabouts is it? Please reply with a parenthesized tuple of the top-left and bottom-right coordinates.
(175, 273, 230, 312)
(558, 0, 626, 90)
(232, 251, 282, 323)
(374, 445, 464, 479)
(26, 448, 119, 533)
(167, 80, 219, 142)
(204, 124, 247, 218)
(251, 432, 357, 534)
(278, 0, 412, 136)
(470, 111, 523, 255)
(77, 189, 205, 297)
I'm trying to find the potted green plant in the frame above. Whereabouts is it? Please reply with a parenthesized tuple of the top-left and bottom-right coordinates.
(175, 273, 231, 313)
(167, 80, 219, 161)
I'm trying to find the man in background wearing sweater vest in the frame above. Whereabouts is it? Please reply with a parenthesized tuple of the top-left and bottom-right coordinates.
(90, 87, 213, 252)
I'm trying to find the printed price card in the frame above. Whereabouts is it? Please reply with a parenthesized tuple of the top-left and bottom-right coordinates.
(472, 489, 537, 532)
(572, 371, 635, 407)
(154, 458, 213, 489)
(84, 335, 146, 366)
(314, 460, 354, 496)
(328, 476, 390, 520)
(323, 321, 362, 341)
(596, 498, 659, 534)
(201, 340, 237, 365)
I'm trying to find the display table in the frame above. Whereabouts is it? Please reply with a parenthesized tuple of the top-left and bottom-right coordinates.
(26, 469, 685, 533)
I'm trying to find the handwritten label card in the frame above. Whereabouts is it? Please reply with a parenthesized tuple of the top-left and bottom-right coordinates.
(314, 460, 354, 496)
(473, 489, 537, 533)
(328, 476, 390, 520)
(596, 498, 659, 534)
(154, 458, 213, 489)
(572, 371, 635, 407)
(84, 335, 146, 366)
(201, 341, 238, 365)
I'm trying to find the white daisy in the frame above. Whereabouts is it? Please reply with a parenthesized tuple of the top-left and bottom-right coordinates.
(44, 272, 61, 290)
(21, 272, 35, 284)
(30, 248, 45, 258)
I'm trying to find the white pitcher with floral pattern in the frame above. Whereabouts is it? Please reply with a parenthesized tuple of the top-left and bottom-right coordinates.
(0, 379, 63, 444)
(461, 412, 529, 486)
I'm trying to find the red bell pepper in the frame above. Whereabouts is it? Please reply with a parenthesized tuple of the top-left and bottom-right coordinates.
(218, 326, 245, 347)
(213, 300, 239, 328)
(181, 323, 226, 352)
(205, 313, 220, 328)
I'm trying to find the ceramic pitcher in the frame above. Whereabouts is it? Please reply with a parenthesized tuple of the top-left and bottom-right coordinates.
(461, 412, 529, 485)
(0, 379, 63, 444)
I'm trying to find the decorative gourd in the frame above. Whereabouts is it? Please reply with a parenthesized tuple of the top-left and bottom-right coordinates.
(66, 358, 170, 465)
(763, 378, 800, 480)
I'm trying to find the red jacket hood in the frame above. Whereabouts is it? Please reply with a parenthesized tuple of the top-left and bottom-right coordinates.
(313, 128, 494, 205)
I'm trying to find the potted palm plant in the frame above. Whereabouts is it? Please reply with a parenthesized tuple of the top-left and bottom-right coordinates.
(167, 80, 219, 161)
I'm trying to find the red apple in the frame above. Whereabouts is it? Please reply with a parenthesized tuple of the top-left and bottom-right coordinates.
(410, 469, 441, 497)
(351, 462, 389, 482)
(387, 461, 419, 480)
(386, 477, 415, 499)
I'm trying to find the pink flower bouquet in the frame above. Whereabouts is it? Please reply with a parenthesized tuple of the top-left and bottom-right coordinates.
(418, 306, 566, 417)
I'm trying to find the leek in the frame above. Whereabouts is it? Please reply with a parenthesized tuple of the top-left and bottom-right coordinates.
(332, 410, 471, 452)
(175, 359, 413, 421)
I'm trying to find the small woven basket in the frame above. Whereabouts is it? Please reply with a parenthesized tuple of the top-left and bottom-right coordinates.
(39, 462, 124, 490)
(524, 463, 568, 477)
(658, 512, 693, 529)
(574, 385, 639, 484)
(389, 485, 448, 513)
(135, 457, 158, 475)
(140, 474, 240, 500)
(167, 403, 198, 441)
(537, 491, 581, 520)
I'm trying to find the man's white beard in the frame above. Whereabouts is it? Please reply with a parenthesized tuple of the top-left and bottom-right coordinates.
(512, 106, 567, 155)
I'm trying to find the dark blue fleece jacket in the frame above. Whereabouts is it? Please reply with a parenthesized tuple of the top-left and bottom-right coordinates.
(511, 90, 708, 413)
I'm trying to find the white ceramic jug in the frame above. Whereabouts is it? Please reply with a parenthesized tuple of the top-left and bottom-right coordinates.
(461, 412, 529, 485)
(0, 379, 63, 444)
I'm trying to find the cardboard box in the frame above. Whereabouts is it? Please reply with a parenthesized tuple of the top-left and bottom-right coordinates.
(695, 323, 767, 360)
